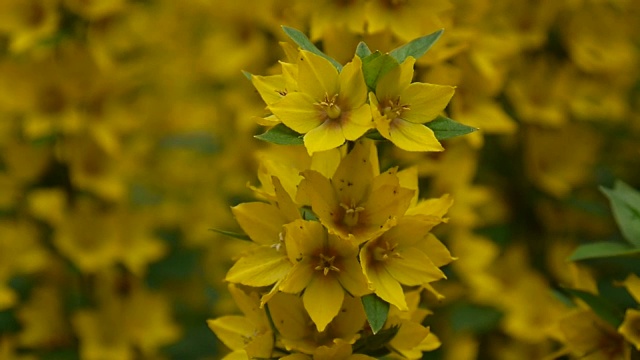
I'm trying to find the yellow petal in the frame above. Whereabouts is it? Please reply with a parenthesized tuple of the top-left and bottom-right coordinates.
(618, 308, 640, 351)
(622, 273, 640, 304)
(375, 57, 416, 102)
(361, 248, 407, 311)
(388, 119, 444, 152)
(297, 50, 340, 101)
(299, 170, 340, 229)
(339, 56, 367, 108)
(251, 74, 286, 105)
(225, 246, 291, 287)
(269, 92, 323, 133)
(268, 292, 311, 341)
(406, 193, 454, 217)
(207, 316, 254, 351)
(401, 83, 455, 124)
(331, 140, 376, 206)
(303, 275, 345, 332)
(279, 260, 314, 294)
(415, 233, 455, 268)
(272, 176, 301, 222)
(386, 249, 445, 286)
(341, 103, 373, 141)
(303, 120, 346, 154)
(232, 202, 287, 246)
(388, 320, 431, 356)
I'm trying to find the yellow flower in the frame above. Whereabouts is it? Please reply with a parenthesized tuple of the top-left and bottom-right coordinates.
(269, 50, 373, 154)
(365, 0, 451, 42)
(279, 220, 369, 331)
(618, 309, 640, 351)
(208, 284, 274, 359)
(297, 140, 414, 244)
(360, 216, 447, 311)
(369, 57, 455, 152)
(558, 309, 630, 360)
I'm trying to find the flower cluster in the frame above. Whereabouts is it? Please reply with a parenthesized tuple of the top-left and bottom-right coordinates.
(208, 29, 470, 358)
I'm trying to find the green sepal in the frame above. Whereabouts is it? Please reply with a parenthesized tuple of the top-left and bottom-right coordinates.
(254, 123, 304, 146)
(361, 293, 389, 334)
(389, 29, 444, 63)
(208, 228, 251, 241)
(352, 325, 399, 356)
(600, 180, 640, 246)
(362, 52, 399, 91)
(241, 70, 252, 81)
(300, 207, 319, 221)
(281, 26, 342, 71)
(568, 241, 640, 261)
(562, 288, 625, 328)
(364, 115, 477, 142)
(355, 41, 372, 58)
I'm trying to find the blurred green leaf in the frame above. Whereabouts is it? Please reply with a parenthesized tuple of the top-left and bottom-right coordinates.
(241, 70, 252, 80)
(568, 241, 640, 261)
(208, 228, 251, 241)
(451, 303, 502, 334)
(254, 124, 304, 145)
(427, 116, 477, 140)
(362, 52, 399, 91)
(352, 325, 398, 355)
(389, 29, 444, 63)
(563, 288, 625, 327)
(362, 294, 389, 334)
(600, 180, 640, 246)
(281, 26, 342, 70)
(355, 41, 372, 58)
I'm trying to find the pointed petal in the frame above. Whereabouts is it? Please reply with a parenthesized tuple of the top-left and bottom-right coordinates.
(269, 92, 323, 133)
(207, 316, 254, 351)
(339, 56, 367, 108)
(341, 103, 373, 141)
(303, 120, 346, 154)
(376, 57, 416, 102)
(337, 256, 370, 297)
(401, 83, 455, 124)
(363, 263, 407, 311)
(297, 50, 339, 100)
(406, 193, 454, 217)
(232, 202, 287, 246)
(279, 260, 314, 294)
(272, 176, 301, 222)
(388, 119, 444, 152)
(303, 275, 345, 331)
(252, 74, 286, 105)
(299, 170, 341, 229)
(331, 140, 376, 206)
(268, 292, 311, 340)
(284, 220, 326, 260)
(225, 246, 292, 287)
(386, 249, 445, 286)
(228, 284, 268, 326)
(310, 147, 342, 179)
(415, 233, 455, 267)
(361, 183, 414, 231)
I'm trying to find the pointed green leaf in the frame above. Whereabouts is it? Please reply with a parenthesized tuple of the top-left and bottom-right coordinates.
(209, 228, 251, 241)
(568, 241, 640, 261)
(361, 293, 389, 334)
(356, 41, 372, 58)
(426, 115, 477, 140)
(362, 52, 399, 91)
(281, 26, 342, 71)
(389, 29, 444, 63)
(352, 325, 399, 356)
(600, 180, 640, 246)
(300, 207, 319, 221)
(254, 123, 304, 145)
(241, 70, 252, 81)
(563, 288, 625, 327)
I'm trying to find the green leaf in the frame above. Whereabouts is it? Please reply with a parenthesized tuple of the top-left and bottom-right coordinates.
(362, 52, 399, 91)
(450, 303, 502, 334)
(361, 294, 389, 334)
(254, 123, 304, 145)
(241, 70, 252, 81)
(568, 241, 640, 261)
(426, 115, 478, 140)
(300, 207, 319, 221)
(364, 129, 386, 141)
(355, 41, 372, 58)
(352, 325, 399, 356)
(388, 29, 444, 63)
(563, 288, 625, 327)
(208, 228, 251, 241)
(281, 26, 342, 71)
(600, 180, 640, 246)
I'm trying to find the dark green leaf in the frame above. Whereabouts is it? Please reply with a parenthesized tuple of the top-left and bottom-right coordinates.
(355, 41, 372, 58)
(352, 325, 399, 355)
(389, 29, 444, 63)
(254, 123, 304, 145)
(563, 288, 625, 327)
(426, 115, 477, 140)
(600, 180, 640, 246)
(301, 207, 319, 221)
(451, 303, 502, 334)
(281, 26, 342, 71)
(362, 52, 399, 91)
(208, 228, 251, 241)
(364, 129, 386, 141)
(362, 293, 389, 334)
(568, 241, 640, 261)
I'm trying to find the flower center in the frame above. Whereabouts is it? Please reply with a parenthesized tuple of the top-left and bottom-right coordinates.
(372, 239, 401, 262)
(315, 253, 340, 276)
(340, 202, 365, 228)
(381, 97, 409, 121)
(316, 93, 342, 120)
